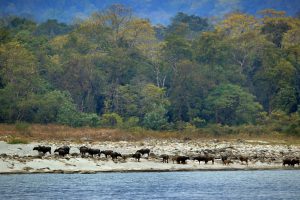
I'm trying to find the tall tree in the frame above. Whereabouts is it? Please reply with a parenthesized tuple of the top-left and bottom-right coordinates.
(204, 84, 263, 125)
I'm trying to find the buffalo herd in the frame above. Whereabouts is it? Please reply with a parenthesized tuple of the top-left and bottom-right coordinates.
(32, 145, 299, 167)
(282, 158, 300, 167)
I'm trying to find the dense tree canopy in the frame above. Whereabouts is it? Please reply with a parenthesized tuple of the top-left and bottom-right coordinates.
(0, 5, 299, 132)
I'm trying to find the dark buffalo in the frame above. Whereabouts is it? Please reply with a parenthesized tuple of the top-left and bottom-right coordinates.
(203, 155, 214, 164)
(63, 146, 70, 154)
(160, 154, 169, 163)
(283, 158, 299, 167)
(88, 148, 101, 157)
(193, 155, 206, 164)
(33, 146, 51, 154)
(292, 158, 299, 166)
(132, 152, 142, 162)
(173, 156, 189, 164)
(136, 148, 150, 156)
(79, 146, 89, 156)
(111, 152, 122, 160)
(54, 148, 68, 157)
(221, 155, 228, 163)
(101, 150, 113, 158)
(193, 155, 214, 164)
(239, 156, 249, 165)
(54, 146, 70, 157)
(57, 146, 70, 154)
(283, 158, 293, 166)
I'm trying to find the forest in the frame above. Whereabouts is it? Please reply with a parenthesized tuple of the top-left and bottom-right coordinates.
(0, 5, 300, 135)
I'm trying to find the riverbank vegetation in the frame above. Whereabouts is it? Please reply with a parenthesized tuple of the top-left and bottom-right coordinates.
(1, 124, 300, 144)
(0, 5, 300, 136)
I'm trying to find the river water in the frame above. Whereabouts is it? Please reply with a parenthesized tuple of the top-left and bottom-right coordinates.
(0, 170, 299, 200)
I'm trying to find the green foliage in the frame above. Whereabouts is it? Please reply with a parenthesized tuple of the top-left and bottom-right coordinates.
(191, 117, 206, 128)
(0, 8, 299, 134)
(100, 113, 123, 128)
(122, 117, 140, 130)
(204, 84, 263, 125)
(256, 111, 300, 135)
(167, 12, 210, 39)
(55, 92, 100, 127)
(143, 105, 169, 130)
(35, 19, 72, 37)
(7, 136, 29, 144)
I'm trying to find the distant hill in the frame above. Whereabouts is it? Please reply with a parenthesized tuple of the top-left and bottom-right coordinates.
(0, 0, 300, 24)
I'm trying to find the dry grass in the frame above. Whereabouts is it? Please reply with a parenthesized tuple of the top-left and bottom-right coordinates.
(0, 123, 300, 144)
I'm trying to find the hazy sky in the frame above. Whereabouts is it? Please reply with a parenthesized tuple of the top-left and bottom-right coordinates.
(1, 0, 300, 24)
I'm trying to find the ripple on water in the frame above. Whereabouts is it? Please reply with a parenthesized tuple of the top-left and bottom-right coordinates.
(0, 170, 299, 200)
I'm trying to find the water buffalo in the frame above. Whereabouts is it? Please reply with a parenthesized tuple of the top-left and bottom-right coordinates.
(54, 148, 68, 157)
(221, 155, 228, 163)
(173, 156, 189, 164)
(101, 150, 113, 158)
(283, 158, 293, 166)
(33, 146, 51, 154)
(193, 155, 206, 164)
(132, 152, 142, 162)
(193, 155, 214, 164)
(283, 158, 300, 167)
(292, 158, 299, 166)
(136, 148, 150, 156)
(239, 156, 249, 165)
(88, 148, 101, 157)
(223, 160, 233, 165)
(54, 146, 70, 157)
(79, 146, 89, 156)
(111, 152, 122, 160)
(160, 154, 169, 163)
(204, 155, 214, 164)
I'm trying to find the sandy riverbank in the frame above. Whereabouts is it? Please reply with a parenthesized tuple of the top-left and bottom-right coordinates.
(0, 140, 299, 174)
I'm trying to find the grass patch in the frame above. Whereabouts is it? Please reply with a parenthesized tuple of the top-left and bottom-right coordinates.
(7, 137, 29, 144)
(15, 122, 31, 135)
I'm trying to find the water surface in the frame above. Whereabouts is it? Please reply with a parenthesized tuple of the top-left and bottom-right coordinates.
(0, 170, 299, 200)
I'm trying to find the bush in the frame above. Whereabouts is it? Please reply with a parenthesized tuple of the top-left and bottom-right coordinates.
(143, 105, 169, 130)
(100, 113, 123, 127)
(191, 117, 206, 128)
(174, 121, 187, 131)
(78, 113, 100, 127)
(204, 124, 236, 136)
(7, 137, 29, 144)
(284, 123, 300, 135)
(183, 123, 198, 134)
(57, 97, 100, 127)
(122, 117, 140, 129)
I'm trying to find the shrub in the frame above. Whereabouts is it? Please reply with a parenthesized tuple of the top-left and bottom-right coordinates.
(7, 137, 29, 144)
(100, 113, 123, 127)
(78, 113, 100, 127)
(191, 117, 206, 128)
(57, 98, 100, 127)
(204, 124, 236, 136)
(183, 123, 198, 134)
(122, 117, 140, 129)
(143, 105, 168, 130)
(174, 121, 187, 131)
